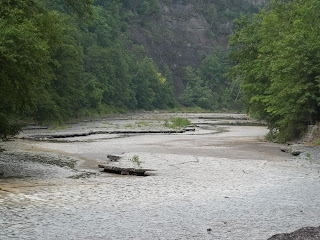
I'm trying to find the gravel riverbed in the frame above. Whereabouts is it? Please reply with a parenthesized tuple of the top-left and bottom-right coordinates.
(1, 112, 320, 240)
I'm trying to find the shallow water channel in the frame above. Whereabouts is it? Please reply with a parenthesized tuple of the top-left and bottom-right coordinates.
(1, 113, 320, 240)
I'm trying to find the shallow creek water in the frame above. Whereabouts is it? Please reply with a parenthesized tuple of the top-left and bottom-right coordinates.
(1, 113, 320, 240)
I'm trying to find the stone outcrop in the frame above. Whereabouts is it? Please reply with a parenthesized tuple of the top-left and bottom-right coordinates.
(128, 0, 268, 95)
(268, 226, 320, 240)
(301, 125, 320, 143)
(129, 1, 213, 95)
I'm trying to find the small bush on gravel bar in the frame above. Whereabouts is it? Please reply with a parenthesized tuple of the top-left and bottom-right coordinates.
(164, 117, 191, 129)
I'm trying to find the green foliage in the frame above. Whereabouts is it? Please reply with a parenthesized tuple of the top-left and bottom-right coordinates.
(164, 117, 191, 129)
(179, 66, 214, 109)
(179, 50, 240, 111)
(63, 0, 93, 18)
(0, 114, 21, 140)
(44, 0, 93, 19)
(228, 0, 320, 142)
(0, 0, 176, 137)
(313, 139, 320, 146)
(0, 1, 50, 109)
(168, 106, 210, 113)
(129, 155, 143, 167)
(121, 0, 160, 26)
(0, 0, 51, 137)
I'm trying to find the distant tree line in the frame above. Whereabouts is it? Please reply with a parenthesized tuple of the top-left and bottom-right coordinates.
(178, 50, 241, 111)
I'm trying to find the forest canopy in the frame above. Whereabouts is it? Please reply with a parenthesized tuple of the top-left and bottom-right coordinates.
(0, 0, 176, 138)
(228, 0, 320, 142)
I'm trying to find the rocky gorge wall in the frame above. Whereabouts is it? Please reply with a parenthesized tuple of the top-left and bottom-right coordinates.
(128, 0, 268, 95)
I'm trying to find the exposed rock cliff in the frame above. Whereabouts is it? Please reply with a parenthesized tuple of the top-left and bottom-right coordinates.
(128, 0, 267, 95)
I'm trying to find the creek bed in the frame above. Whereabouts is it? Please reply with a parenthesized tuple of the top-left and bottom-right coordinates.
(1, 112, 320, 240)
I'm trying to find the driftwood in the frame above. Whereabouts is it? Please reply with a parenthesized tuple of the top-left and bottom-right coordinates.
(98, 165, 156, 176)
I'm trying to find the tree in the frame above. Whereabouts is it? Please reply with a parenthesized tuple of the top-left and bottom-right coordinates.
(0, 0, 177, 139)
(179, 50, 238, 110)
(229, 0, 320, 141)
(0, 0, 94, 138)
(0, 0, 51, 138)
(199, 50, 234, 109)
(179, 67, 214, 109)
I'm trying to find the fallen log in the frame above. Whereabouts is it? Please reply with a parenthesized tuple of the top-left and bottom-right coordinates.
(98, 165, 156, 176)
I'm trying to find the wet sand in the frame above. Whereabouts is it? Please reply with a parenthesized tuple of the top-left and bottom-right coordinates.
(1, 113, 320, 240)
